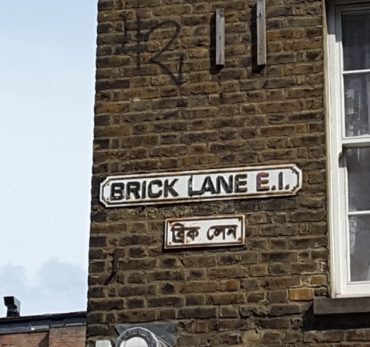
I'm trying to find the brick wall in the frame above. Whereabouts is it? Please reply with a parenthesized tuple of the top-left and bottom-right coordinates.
(0, 332, 47, 347)
(49, 326, 86, 347)
(0, 326, 85, 347)
(86, 0, 358, 345)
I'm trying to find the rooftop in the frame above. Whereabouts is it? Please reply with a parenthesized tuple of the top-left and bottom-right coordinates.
(0, 296, 86, 334)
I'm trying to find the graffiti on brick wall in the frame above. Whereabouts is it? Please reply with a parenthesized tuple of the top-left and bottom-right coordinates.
(105, 249, 120, 284)
(122, 17, 185, 85)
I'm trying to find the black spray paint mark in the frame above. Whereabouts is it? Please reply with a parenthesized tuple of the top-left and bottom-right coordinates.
(105, 249, 120, 285)
(122, 17, 185, 85)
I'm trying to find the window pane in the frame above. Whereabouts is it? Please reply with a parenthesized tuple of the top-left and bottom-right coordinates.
(344, 74, 370, 137)
(342, 11, 370, 71)
(347, 148, 370, 211)
(349, 215, 370, 281)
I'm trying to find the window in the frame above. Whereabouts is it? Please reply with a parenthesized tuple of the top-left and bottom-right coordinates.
(328, 1, 370, 296)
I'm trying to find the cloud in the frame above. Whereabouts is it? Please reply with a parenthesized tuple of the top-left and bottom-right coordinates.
(0, 259, 87, 317)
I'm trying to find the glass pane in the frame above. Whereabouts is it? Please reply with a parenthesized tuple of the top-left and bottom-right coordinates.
(344, 74, 370, 136)
(347, 148, 370, 211)
(342, 11, 370, 71)
(349, 215, 370, 281)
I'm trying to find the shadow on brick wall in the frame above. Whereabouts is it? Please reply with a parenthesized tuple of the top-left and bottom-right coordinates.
(304, 305, 370, 330)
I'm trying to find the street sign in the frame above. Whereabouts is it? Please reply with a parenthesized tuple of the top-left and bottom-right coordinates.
(164, 215, 245, 249)
(99, 164, 302, 208)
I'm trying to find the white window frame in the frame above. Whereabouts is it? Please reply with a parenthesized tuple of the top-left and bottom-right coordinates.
(328, 0, 370, 297)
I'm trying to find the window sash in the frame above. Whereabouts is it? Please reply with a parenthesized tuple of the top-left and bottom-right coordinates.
(328, 1, 370, 297)
(343, 69, 370, 75)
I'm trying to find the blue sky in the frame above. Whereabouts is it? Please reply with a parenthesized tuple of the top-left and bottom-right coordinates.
(0, 1, 97, 316)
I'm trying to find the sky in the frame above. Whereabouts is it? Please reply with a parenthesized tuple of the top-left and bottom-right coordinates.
(0, 1, 97, 316)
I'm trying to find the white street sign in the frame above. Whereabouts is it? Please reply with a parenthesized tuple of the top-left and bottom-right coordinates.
(164, 215, 245, 249)
(99, 164, 302, 208)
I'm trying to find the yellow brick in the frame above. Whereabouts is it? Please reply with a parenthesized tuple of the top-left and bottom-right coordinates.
(289, 288, 314, 301)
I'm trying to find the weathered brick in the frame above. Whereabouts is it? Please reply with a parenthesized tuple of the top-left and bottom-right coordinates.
(206, 293, 245, 305)
(289, 287, 314, 301)
(178, 307, 217, 319)
(148, 296, 185, 307)
(88, 299, 124, 311)
(269, 303, 302, 316)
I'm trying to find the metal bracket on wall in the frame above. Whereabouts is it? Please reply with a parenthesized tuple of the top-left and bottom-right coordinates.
(115, 327, 171, 347)
(116, 323, 176, 347)
(257, 0, 267, 66)
(216, 8, 225, 66)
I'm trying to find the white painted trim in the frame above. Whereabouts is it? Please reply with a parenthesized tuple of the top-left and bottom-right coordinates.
(343, 69, 370, 75)
(324, 0, 337, 298)
(342, 137, 370, 146)
(348, 210, 370, 216)
(327, 0, 344, 297)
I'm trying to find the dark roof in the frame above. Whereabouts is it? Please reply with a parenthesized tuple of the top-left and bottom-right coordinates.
(0, 311, 86, 334)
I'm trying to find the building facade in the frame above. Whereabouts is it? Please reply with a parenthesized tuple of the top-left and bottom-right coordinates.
(88, 0, 370, 345)
(0, 308, 85, 347)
